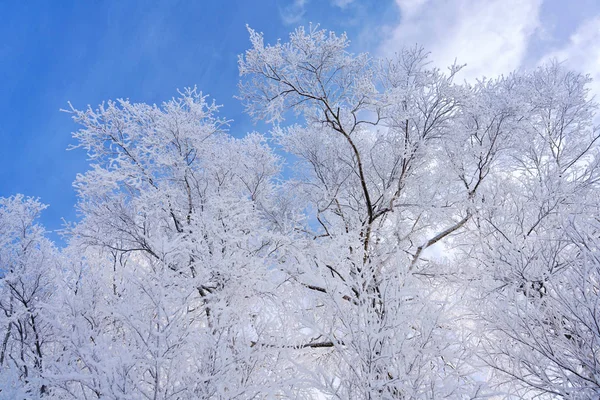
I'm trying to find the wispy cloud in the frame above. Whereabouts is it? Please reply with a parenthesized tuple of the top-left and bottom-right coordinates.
(330, 0, 355, 9)
(379, 0, 543, 81)
(279, 0, 308, 25)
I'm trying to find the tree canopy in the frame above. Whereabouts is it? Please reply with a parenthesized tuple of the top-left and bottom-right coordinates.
(1, 26, 599, 399)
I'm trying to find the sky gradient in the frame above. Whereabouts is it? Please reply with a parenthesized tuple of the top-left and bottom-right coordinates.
(1, 0, 599, 241)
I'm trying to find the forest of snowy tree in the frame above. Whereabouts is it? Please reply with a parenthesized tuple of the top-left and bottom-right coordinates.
(1, 26, 599, 399)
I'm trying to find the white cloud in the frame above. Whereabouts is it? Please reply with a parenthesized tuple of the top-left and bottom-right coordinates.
(379, 0, 543, 81)
(280, 0, 308, 25)
(330, 0, 354, 9)
(540, 15, 600, 99)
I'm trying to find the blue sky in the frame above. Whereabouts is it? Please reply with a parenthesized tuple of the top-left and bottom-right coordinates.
(1, 0, 599, 241)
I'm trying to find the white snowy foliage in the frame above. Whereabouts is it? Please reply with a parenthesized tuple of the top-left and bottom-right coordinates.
(1, 26, 599, 399)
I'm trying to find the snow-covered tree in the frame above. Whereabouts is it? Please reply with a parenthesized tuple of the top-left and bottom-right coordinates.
(238, 25, 600, 399)
(468, 63, 600, 399)
(1, 24, 599, 400)
(237, 25, 515, 398)
(50, 89, 286, 399)
(0, 195, 58, 397)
